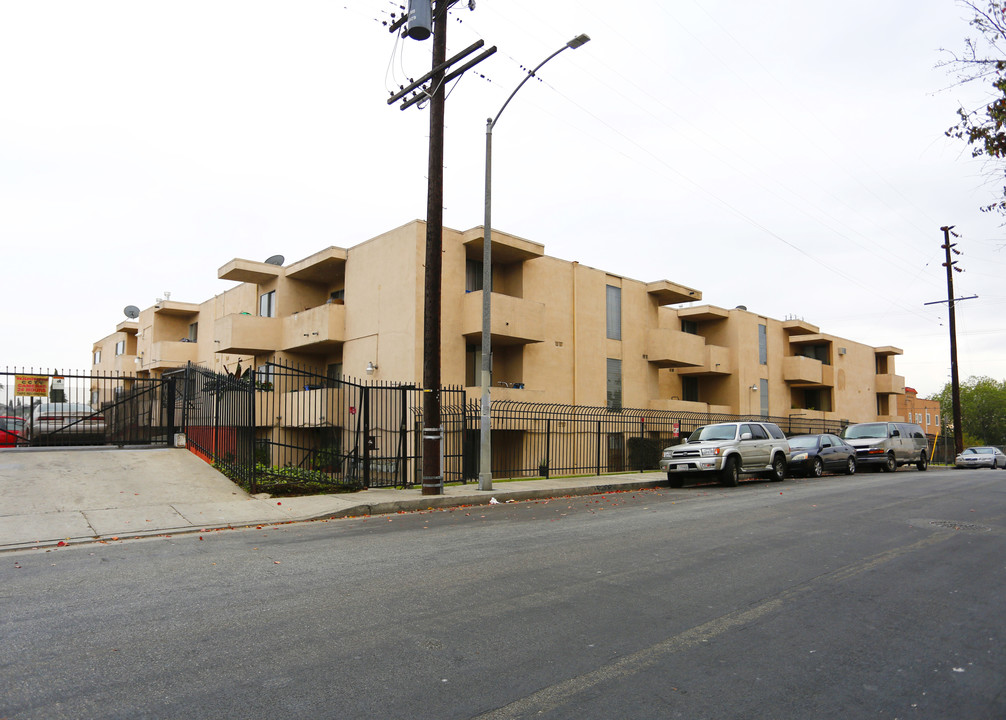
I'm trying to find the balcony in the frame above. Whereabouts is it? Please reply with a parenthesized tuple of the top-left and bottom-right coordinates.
(461, 292, 545, 346)
(645, 328, 705, 368)
(282, 303, 347, 353)
(783, 355, 824, 385)
(875, 373, 905, 395)
(215, 314, 281, 354)
(677, 344, 732, 376)
(112, 354, 138, 373)
(148, 341, 199, 370)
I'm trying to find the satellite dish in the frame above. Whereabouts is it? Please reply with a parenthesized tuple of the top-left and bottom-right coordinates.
(264, 254, 285, 266)
(123, 305, 140, 319)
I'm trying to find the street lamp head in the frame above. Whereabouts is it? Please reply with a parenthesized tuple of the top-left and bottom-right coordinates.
(567, 34, 590, 49)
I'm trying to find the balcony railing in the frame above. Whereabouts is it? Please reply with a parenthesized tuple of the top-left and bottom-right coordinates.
(875, 373, 905, 395)
(214, 314, 282, 354)
(645, 328, 705, 368)
(282, 302, 347, 352)
(461, 291, 545, 345)
(148, 341, 199, 370)
(676, 344, 732, 376)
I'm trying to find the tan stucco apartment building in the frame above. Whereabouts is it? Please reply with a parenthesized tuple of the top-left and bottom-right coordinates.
(91, 220, 905, 425)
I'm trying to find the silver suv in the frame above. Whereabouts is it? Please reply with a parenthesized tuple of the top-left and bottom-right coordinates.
(840, 422, 929, 472)
(659, 421, 791, 488)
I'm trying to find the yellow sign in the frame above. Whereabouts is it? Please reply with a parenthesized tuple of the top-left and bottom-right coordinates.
(15, 374, 49, 397)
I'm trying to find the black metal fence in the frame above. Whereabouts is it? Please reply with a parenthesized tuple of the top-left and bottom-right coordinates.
(0, 368, 174, 447)
(478, 401, 850, 479)
(10, 364, 958, 494)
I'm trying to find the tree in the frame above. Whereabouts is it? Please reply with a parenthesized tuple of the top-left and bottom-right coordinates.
(929, 375, 1006, 444)
(943, 1, 1006, 217)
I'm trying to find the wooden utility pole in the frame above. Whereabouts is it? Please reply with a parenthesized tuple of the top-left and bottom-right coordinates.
(387, 1, 495, 494)
(420, 1, 448, 495)
(941, 225, 964, 456)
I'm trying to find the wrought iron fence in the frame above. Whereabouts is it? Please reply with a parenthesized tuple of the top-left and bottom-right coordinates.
(0, 368, 174, 447)
(471, 401, 851, 480)
(166, 360, 865, 492)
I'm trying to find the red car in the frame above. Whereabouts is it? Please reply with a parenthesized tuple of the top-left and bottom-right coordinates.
(0, 416, 26, 447)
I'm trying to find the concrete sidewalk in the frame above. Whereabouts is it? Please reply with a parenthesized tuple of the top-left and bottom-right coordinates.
(0, 447, 667, 551)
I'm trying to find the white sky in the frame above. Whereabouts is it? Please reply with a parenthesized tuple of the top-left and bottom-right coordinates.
(2, 0, 1004, 398)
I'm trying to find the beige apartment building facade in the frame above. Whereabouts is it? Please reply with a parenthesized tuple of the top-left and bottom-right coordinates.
(91, 219, 905, 426)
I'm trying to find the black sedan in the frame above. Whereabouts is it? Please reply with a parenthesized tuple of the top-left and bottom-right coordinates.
(787, 433, 857, 477)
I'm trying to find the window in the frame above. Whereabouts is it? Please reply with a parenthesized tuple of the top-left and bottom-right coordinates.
(935, 414, 940, 426)
(758, 324, 767, 365)
(606, 285, 621, 340)
(926, 410, 931, 425)
(606, 358, 622, 410)
(682, 376, 699, 402)
(115, 340, 125, 356)
(90, 390, 99, 406)
(916, 413, 922, 424)
(93, 350, 101, 365)
(326, 363, 342, 387)
(188, 322, 198, 342)
(256, 364, 275, 389)
(760, 378, 769, 416)
(465, 344, 482, 387)
(330, 289, 345, 302)
(465, 260, 484, 292)
(259, 290, 276, 318)
(681, 319, 698, 335)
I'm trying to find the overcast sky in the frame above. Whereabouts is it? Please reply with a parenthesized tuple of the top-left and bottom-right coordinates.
(2, 0, 1004, 398)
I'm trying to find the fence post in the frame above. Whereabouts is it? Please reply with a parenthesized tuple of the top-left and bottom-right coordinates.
(248, 369, 257, 494)
(544, 418, 551, 478)
(165, 376, 176, 439)
(596, 420, 602, 476)
(214, 372, 221, 459)
(362, 385, 371, 489)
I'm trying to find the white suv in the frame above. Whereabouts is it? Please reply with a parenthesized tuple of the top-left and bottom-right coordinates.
(659, 421, 791, 487)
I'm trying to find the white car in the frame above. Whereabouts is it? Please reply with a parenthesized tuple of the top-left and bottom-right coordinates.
(955, 446, 1006, 469)
(26, 403, 106, 446)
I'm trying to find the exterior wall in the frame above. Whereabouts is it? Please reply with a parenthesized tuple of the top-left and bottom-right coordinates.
(900, 388, 941, 435)
(88, 219, 904, 427)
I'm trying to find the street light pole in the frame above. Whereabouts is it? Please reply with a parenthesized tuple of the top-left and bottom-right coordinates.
(479, 33, 590, 492)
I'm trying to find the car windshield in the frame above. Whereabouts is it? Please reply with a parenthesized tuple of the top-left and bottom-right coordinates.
(689, 424, 737, 442)
(842, 423, 887, 440)
(963, 447, 993, 455)
(788, 436, 818, 449)
(0, 417, 24, 431)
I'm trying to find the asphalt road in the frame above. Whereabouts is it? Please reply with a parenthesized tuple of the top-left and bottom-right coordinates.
(3, 467, 1005, 719)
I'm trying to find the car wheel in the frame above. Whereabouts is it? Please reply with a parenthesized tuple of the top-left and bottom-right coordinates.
(845, 456, 856, 475)
(809, 457, 824, 478)
(767, 454, 786, 482)
(881, 453, 896, 473)
(719, 457, 739, 487)
(917, 453, 928, 472)
(667, 472, 684, 489)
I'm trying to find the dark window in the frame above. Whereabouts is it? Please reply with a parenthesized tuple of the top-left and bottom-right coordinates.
(115, 340, 125, 356)
(760, 378, 769, 416)
(606, 285, 621, 340)
(330, 289, 345, 302)
(681, 319, 698, 335)
(326, 363, 342, 387)
(466, 260, 484, 293)
(259, 291, 276, 318)
(188, 322, 198, 342)
(465, 344, 482, 387)
(758, 324, 767, 364)
(749, 424, 769, 440)
(606, 358, 622, 410)
(682, 376, 699, 402)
